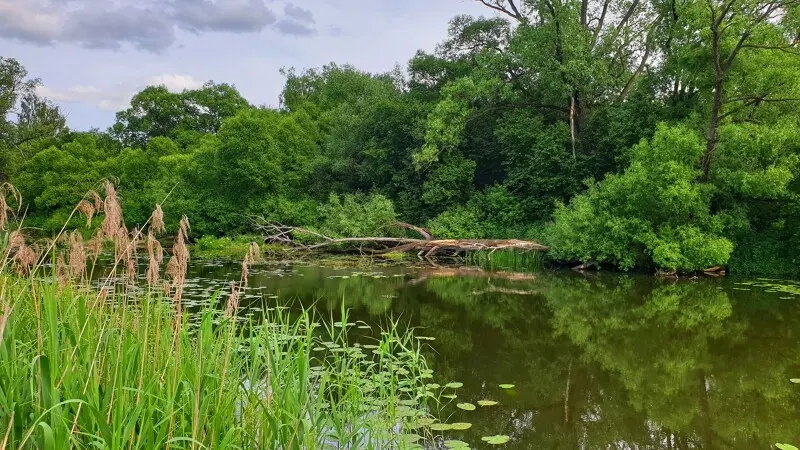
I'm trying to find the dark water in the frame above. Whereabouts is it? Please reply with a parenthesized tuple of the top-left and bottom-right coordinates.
(170, 260, 800, 449)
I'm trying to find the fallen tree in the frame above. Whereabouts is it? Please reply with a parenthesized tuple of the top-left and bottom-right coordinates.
(255, 221, 549, 257)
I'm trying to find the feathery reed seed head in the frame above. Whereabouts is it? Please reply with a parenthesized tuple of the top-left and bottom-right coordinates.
(69, 231, 86, 279)
(152, 204, 166, 235)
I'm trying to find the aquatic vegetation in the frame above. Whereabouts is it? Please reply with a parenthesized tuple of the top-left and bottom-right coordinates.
(498, 384, 515, 389)
(456, 402, 476, 411)
(0, 184, 441, 449)
(482, 435, 510, 445)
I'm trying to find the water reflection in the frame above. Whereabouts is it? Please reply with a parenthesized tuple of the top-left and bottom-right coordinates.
(113, 260, 800, 448)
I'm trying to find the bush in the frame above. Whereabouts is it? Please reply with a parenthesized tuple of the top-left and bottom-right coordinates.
(318, 193, 397, 237)
(428, 185, 526, 238)
(547, 124, 734, 272)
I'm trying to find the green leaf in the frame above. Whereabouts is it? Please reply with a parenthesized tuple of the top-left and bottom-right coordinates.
(499, 384, 515, 389)
(776, 444, 799, 450)
(451, 422, 472, 430)
(481, 435, 510, 445)
(790, 378, 800, 384)
(444, 439, 471, 449)
(456, 402, 476, 411)
(477, 400, 498, 406)
(446, 382, 464, 389)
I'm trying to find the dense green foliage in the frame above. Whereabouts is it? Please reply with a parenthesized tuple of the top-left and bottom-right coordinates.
(3, 0, 800, 273)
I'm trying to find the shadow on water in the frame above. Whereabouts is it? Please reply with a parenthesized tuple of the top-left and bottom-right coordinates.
(98, 259, 800, 449)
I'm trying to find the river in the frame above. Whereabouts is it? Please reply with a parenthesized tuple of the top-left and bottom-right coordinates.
(122, 258, 800, 449)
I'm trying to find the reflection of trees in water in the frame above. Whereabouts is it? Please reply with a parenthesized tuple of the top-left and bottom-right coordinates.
(414, 273, 800, 449)
(184, 262, 800, 448)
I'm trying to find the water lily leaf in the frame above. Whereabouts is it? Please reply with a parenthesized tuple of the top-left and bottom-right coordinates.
(401, 434, 423, 444)
(446, 382, 464, 389)
(451, 422, 472, 430)
(477, 400, 498, 406)
(790, 379, 800, 384)
(776, 444, 799, 450)
(499, 384, 515, 389)
(442, 394, 458, 399)
(430, 423, 454, 431)
(444, 439, 471, 448)
(456, 402, 476, 411)
(426, 383, 441, 390)
(481, 435, 510, 445)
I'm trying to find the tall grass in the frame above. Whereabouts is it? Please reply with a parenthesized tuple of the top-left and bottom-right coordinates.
(0, 182, 438, 449)
(465, 249, 544, 272)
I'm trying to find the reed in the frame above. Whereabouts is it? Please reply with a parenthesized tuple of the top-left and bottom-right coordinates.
(465, 248, 544, 272)
(0, 182, 438, 450)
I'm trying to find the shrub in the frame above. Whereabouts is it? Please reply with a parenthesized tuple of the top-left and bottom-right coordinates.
(428, 185, 525, 239)
(318, 193, 397, 237)
(547, 124, 734, 272)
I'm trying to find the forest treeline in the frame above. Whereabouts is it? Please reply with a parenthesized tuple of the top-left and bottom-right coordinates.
(2, 0, 800, 274)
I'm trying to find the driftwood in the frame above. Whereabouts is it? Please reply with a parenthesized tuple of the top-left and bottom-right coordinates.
(255, 221, 549, 257)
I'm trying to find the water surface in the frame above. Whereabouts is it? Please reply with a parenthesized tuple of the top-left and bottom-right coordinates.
(154, 260, 800, 449)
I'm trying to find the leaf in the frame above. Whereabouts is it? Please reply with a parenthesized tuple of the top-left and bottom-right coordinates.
(430, 423, 454, 431)
(451, 422, 472, 430)
(499, 384, 515, 389)
(776, 444, 799, 450)
(477, 400, 498, 406)
(456, 402, 476, 411)
(444, 439, 471, 448)
(446, 382, 464, 389)
(481, 435, 510, 445)
(790, 379, 800, 384)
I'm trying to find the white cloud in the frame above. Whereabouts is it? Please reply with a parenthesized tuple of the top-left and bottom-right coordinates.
(38, 74, 204, 112)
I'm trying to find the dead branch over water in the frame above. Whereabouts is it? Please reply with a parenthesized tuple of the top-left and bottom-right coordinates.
(256, 221, 549, 257)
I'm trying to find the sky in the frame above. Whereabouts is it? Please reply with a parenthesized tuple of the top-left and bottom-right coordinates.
(1, 0, 490, 130)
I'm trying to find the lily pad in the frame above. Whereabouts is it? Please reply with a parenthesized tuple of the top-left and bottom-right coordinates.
(426, 383, 441, 390)
(499, 384, 515, 389)
(457, 402, 476, 411)
(442, 394, 458, 399)
(451, 422, 472, 430)
(776, 444, 799, 450)
(791, 378, 800, 384)
(430, 423, 454, 431)
(446, 382, 464, 389)
(444, 440, 471, 449)
(477, 400, 498, 407)
(481, 435, 510, 445)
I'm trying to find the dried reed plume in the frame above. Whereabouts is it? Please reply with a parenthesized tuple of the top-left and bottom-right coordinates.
(225, 282, 240, 318)
(87, 229, 105, 258)
(146, 230, 163, 286)
(89, 190, 103, 213)
(248, 241, 260, 262)
(102, 180, 123, 239)
(8, 231, 24, 251)
(77, 200, 94, 228)
(56, 254, 69, 286)
(69, 231, 86, 279)
(0, 183, 22, 231)
(179, 215, 190, 239)
(13, 244, 38, 275)
(151, 204, 165, 235)
(241, 254, 250, 287)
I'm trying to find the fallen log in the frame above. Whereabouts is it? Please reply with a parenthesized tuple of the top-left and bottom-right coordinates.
(254, 221, 549, 256)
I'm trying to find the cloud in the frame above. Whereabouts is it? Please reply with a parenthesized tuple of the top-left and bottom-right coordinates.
(172, 0, 277, 33)
(38, 74, 204, 112)
(284, 4, 315, 24)
(275, 19, 316, 36)
(275, 3, 316, 36)
(0, 0, 314, 52)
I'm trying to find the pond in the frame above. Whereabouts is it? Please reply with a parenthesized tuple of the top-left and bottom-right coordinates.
(130, 258, 800, 449)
